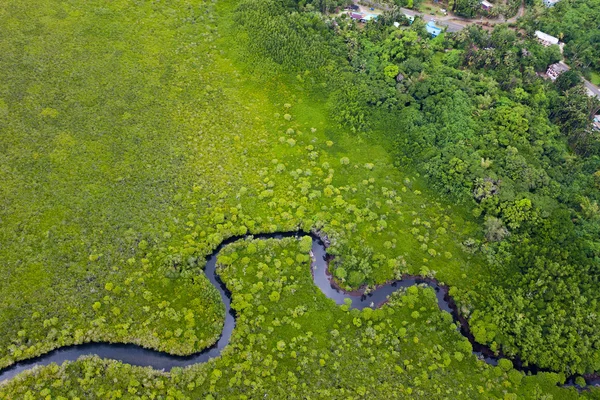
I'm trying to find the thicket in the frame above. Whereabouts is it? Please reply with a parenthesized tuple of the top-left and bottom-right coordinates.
(369, 23, 599, 375)
(232, 0, 600, 376)
(338, 18, 600, 377)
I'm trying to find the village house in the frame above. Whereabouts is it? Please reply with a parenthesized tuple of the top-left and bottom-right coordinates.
(392, 14, 415, 27)
(593, 115, 600, 131)
(546, 62, 569, 80)
(360, 14, 378, 23)
(349, 12, 378, 23)
(426, 21, 442, 37)
(481, 0, 494, 11)
(535, 30, 559, 46)
(543, 0, 560, 6)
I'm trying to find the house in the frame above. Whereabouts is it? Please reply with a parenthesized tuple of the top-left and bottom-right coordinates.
(360, 14, 378, 23)
(345, 4, 360, 10)
(349, 12, 378, 23)
(546, 62, 569, 80)
(535, 30, 559, 46)
(393, 21, 400, 28)
(481, 0, 494, 10)
(543, 0, 560, 6)
(426, 21, 442, 37)
(593, 115, 600, 131)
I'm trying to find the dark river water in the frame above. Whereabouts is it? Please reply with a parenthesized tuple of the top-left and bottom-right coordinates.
(0, 232, 597, 389)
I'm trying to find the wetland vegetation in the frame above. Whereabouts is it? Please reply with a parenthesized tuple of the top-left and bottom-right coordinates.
(0, 0, 599, 398)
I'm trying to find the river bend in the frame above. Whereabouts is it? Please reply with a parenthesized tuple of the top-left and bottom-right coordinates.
(0, 232, 597, 389)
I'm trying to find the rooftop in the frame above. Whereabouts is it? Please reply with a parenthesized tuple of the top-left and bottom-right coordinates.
(426, 21, 442, 37)
(361, 14, 378, 22)
(535, 30, 559, 45)
(548, 62, 570, 73)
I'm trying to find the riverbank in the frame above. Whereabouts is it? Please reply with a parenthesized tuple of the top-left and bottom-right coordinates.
(1, 233, 591, 397)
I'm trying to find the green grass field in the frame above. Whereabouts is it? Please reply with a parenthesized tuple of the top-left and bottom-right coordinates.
(0, 0, 482, 369)
(0, 0, 595, 398)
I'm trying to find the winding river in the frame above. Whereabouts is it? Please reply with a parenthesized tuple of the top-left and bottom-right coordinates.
(0, 232, 597, 389)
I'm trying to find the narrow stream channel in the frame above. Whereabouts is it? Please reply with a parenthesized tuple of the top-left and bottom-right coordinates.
(0, 232, 597, 389)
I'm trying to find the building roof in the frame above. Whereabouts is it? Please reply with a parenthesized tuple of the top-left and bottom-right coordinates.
(544, 0, 561, 5)
(535, 30, 559, 45)
(548, 62, 570, 73)
(481, 1, 494, 7)
(350, 12, 363, 19)
(360, 14, 378, 22)
(426, 21, 442, 36)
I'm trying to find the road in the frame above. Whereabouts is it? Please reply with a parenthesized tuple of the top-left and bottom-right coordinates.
(400, 8, 466, 33)
(583, 79, 600, 98)
(353, 2, 466, 32)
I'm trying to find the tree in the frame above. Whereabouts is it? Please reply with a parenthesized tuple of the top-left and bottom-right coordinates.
(453, 0, 482, 17)
(484, 217, 510, 242)
(555, 70, 580, 93)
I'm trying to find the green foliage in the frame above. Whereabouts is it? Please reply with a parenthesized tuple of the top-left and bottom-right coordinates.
(324, 19, 600, 374)
(0, 239, 578, 399)
(555, 70, 582, 93)
(453, 0, 483, 17)
(535, 0, 600, 75)
(0, 0, 597, 396)
(498, 358, 513, 372)
(335, 267, 347, 280)
(384, 64, 400, 79)
(269, 291, 281, 302)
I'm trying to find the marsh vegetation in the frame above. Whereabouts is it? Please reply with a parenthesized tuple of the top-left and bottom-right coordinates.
(0, 0, 599, 398)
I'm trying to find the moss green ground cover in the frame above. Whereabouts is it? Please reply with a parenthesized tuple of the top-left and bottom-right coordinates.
(0, 0, 597, 398)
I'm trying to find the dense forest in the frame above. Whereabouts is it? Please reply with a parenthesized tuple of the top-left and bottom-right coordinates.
(0, 0, 599, 397)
